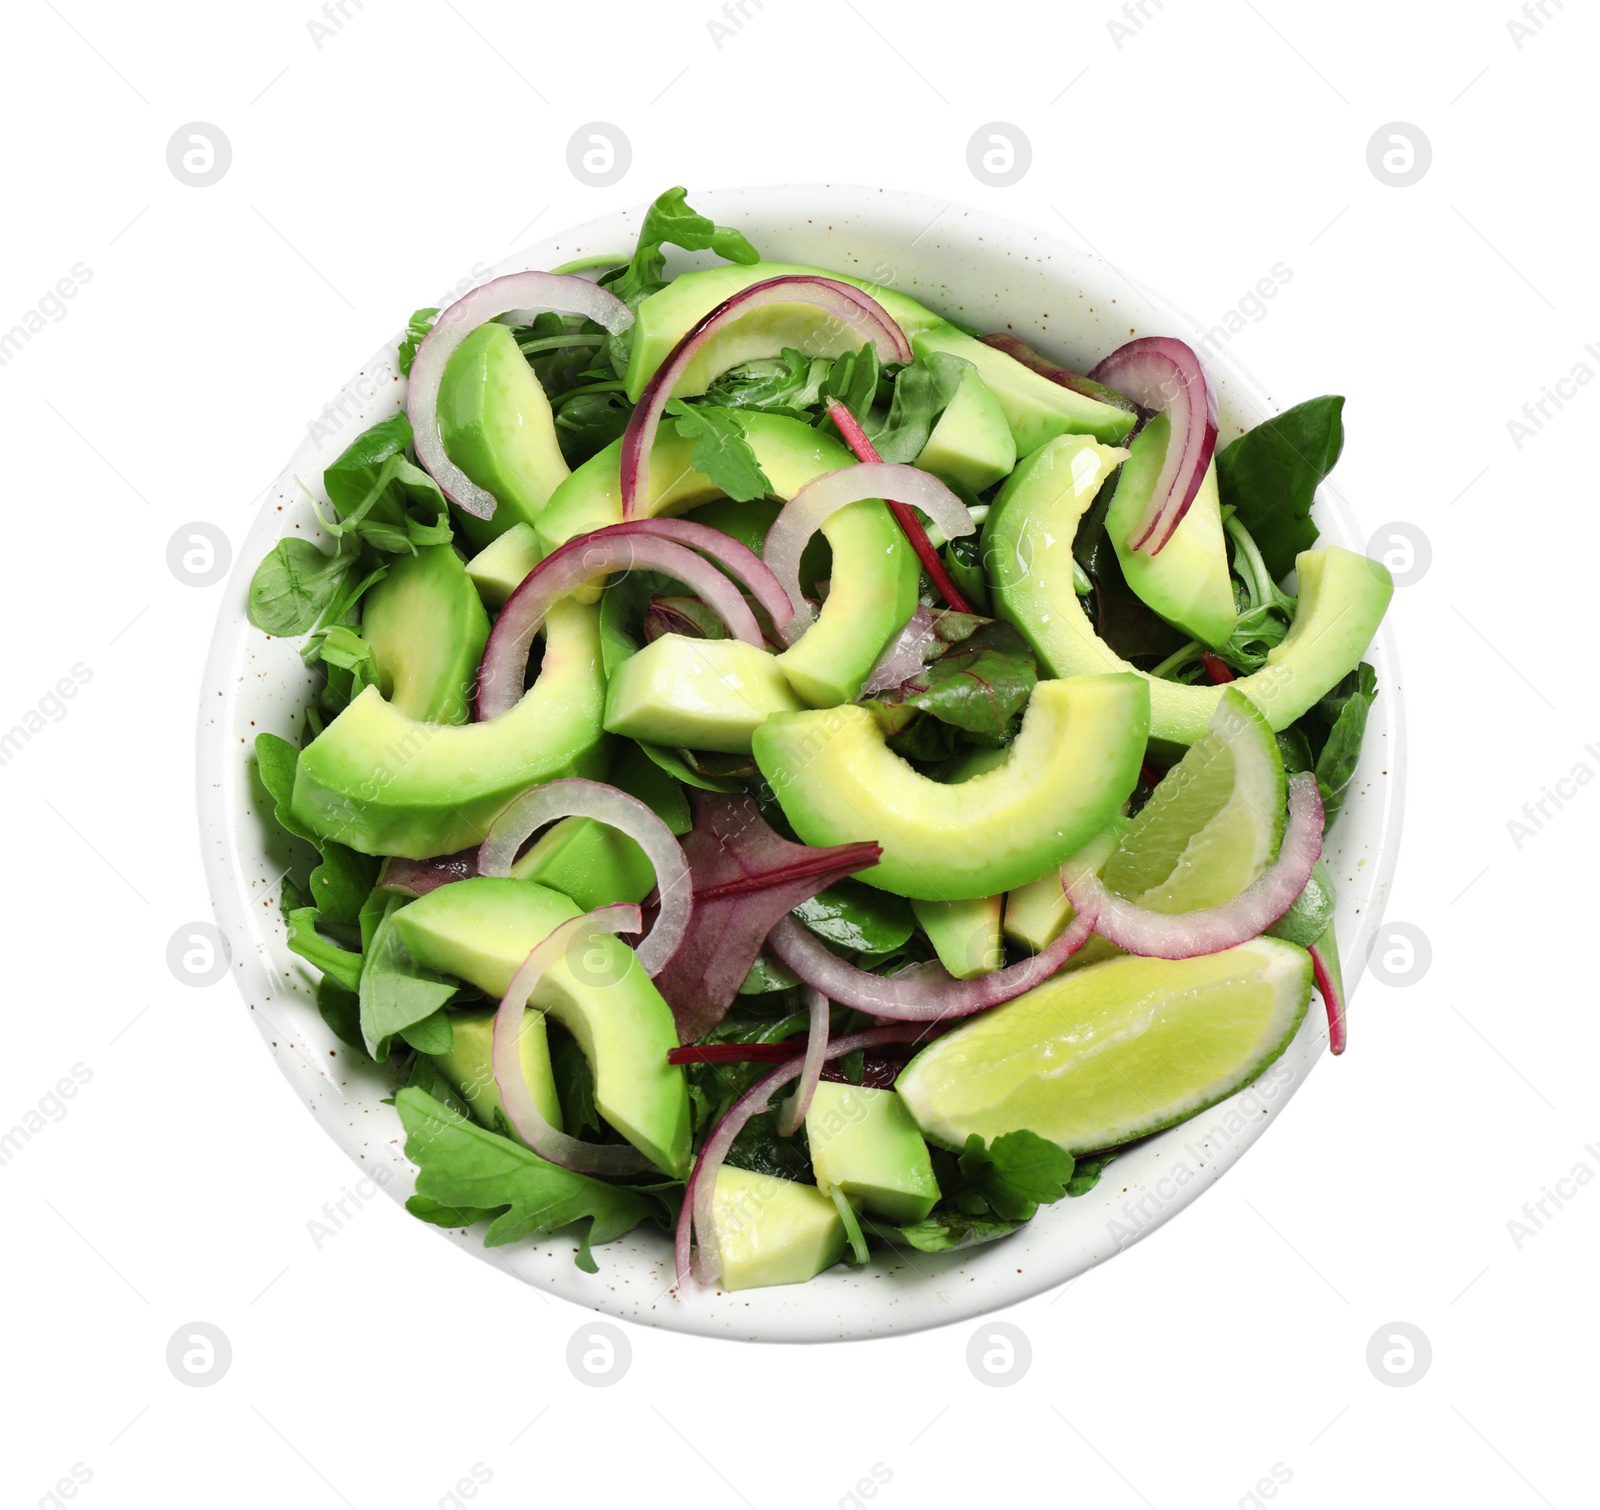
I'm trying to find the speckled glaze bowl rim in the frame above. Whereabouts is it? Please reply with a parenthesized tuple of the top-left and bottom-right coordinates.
(197, 184, 1405, 1343)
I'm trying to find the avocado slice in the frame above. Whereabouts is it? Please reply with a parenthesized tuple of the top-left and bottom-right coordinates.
(537, 411, 919, 710)
(711, 1166, 847, 1290)
(1003, 817, 1128, 953)
(1105, 414, 1235, 649)
(623, 260, 945, 402)
(438, 322, 570, 549)
(290, 599, 608, 858)
(464, 521, 543, 609)
(431, 1004, 563, 1133)
(604, 635, 804, 754)
(912, 323, 1138, 451)
(913, 361, 1016, 491)
(912, 895, 1004, 979)
(985, 433, 1395, 746)
(392, 877, 690, 1177)
(509, 815, 656, 910)
(753, 674, 1150, 900)
(805, 1083, 941, 1224)
(361, 544, 489, 725)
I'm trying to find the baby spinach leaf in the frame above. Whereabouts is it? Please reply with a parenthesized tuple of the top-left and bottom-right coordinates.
(1215, 396, 1344, 581)
(307, 841, 379, 929)
(359, 896, 459, 1062)
(248, 538, 347, 636)
(1311, 662, 1377, 828)
(317, 976, 364, 1049)
(665, 401, 772, 502)
(792, 881, 915, 954)
(396, 1088, 657, 1269)
(874, 1211, 1025, 1254)
(255, 732, 321, 844)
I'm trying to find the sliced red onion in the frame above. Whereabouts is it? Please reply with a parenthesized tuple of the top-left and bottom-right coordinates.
(1310, 940, 1346, 1055)
(478, 778, 690, 976)
(1088, 337, 1218, 555)
(377, 848, 477, 897)
(861, 606, 938, 695)
(476, 524, 764, 720)
(493, 904, 654, 1176)
(611, 516, 799, 643)
(676, 1023, 930, 1289)
(766, 906, 1099, 1021)
(764, 461, 974, 633)
(775, 988, 829, 1138)
(980, 332, 1139, 413)
(823, 398, 977, 614)
(1064, 772, 1324, 959)
(622, 275, 912, 520)
(408, 271, 633, 520)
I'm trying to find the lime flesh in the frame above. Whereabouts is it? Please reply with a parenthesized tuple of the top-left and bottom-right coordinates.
(896, 937, 1312, 1153)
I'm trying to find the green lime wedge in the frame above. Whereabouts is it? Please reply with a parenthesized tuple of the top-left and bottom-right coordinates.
(896, 936, 1312, 1153)
(1102, 687, 1287, 913)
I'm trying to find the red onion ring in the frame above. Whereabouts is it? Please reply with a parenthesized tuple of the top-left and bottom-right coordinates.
(1088, 337, 1218, 556)
(476, 524, 764, 721)
(478, 778, 690, 976)
(492, 904, 654, 1177)
(823, 398, 978, 613)
(408, 271, 633, 520)
(622, 275, 913, 520)
(1310, 940, 1346, 1055)
(675, 1023, 931, 1289)
(1063, 772, 1324, 958)
(765, 906, 1099, 1021)
(775, 987, 830, 1138)
(763, 462, 974, 634)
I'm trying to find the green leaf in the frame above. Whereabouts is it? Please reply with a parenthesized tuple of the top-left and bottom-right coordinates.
(397, 1088, 657, 1268)
(549, 1031, 603, 1138)
(1311, 662, 1377, 828)
(738, 953, 800, 995)
(950, 1130, 1076, 1222)
(1065, 1149, 1117, 1198)
(863, 618, 1037, 741)
(255, 732, 320, 844)
(396, 309, 437, 378)
(634, 739, 744, 793)
(666, 402, 772, 502)
(1215, 396, 1344, 582)
(359, 896, 458, 1062)
(791, 881, 915, 954)
(703, 347, 830, 415)
(875, 1211, 1025, 1254)
(316, 976, 364, 1048)
(864, 352, 968, 463)
(603, 186, 761, 313)
(400, 1009, 455, 1055)
(285, 907, 363, 993)
(307, 841, 379, 928)
(819, 342, 883, 423)
(248, 538, 347, 636)
(553, 388, 633, 466)
(324, 413, 415, 512)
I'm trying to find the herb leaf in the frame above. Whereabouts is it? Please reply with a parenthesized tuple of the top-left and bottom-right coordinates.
(863, 617, 1037, 743)
(603, 186, 761, 313)
(957, 1129, 1076, 1221)
(1215, 396, 1344, 581)
(665, 401, 772, 502)
(248, 538, 347, 636)
(863, 352, 968, 463)
(1311, 662, 1377, 828)
(359, 895, 459, 1061)
(396, 308, 437, 377)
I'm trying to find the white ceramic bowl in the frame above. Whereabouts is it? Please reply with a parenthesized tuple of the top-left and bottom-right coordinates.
(198, 185, 1404, 1342)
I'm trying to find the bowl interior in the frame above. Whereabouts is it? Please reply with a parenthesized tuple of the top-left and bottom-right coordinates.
(198, 184, 1403, 1342)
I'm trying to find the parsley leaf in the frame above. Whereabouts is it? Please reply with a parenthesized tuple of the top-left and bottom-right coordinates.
(396, 1088, 658, 1271)
(957, 1130, 1076, 1221)
(665, 401, 772, 502)
(1215, 396, 1344, 581)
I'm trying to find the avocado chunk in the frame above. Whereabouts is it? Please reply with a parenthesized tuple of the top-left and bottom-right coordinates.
(913, 361, 1016, 491)
(753, 675, 1150, 900)
(290, 599, 608, 858)
(604, 634, 803, 753)
(537, 411, 919, 710)
(392, 877, 690, 1177)
(361, 544, 488, 725)
(912, 324, 1138, 451)
(711, 1166, 847, 1290)
(985, 433, 1395, 745)
(465, 521, 542, 609)
(805, 1083, 941, 1224)
(431, 1005, 563, 1134)
(438, 322, 570, 549)
(912, 895, 1004, 979)
(509, 814, 656, 909)
(623, 260, 945, 402)
(1105, 413, 1235, 649)
(1003, 817, 1127, 953)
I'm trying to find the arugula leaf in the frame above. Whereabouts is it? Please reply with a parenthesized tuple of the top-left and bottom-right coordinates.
(359, 896, 458, 1061)
(285, 907, 363, 993)
(1215, 396, 1344, 581)
(665, 401, 772, 502)
(703, 347, 830, 415)
(307, 841, 379, 930)
(553, 388, 633, 466)
(957, 1130, 1076, 1221)
(1065, 1149, 1117, 1197)
(1311, 662, 1377, 828)
(248, 538, 347, 636)
(396, 1088, 657, 1270)
(396, 309, 437, 378)
(602, 186, 761, 313)
(864, 352, 968, 463)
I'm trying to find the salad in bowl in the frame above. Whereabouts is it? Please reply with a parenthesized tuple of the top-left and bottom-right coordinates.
(238, 186, 1392, 1301)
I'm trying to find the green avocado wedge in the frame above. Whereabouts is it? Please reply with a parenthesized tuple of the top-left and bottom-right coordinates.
(984, 434, 1394, 746)
(431, 1005, 564, 1134)
(361, 544, 488, 725)
(537, 411, 918, 709)
(437, 322, 570, 549)
(393, 877, 690, 1178)
(753, 674, 1149, 900)
(290, 599, 608, 858)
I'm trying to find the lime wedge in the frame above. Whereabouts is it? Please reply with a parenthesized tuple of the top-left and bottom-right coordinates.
(896, 936, 1312, 1152)
(1102, 687, 1286, 912)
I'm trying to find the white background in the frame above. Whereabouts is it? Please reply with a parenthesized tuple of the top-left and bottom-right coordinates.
(3, 1, 1595, 1506)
